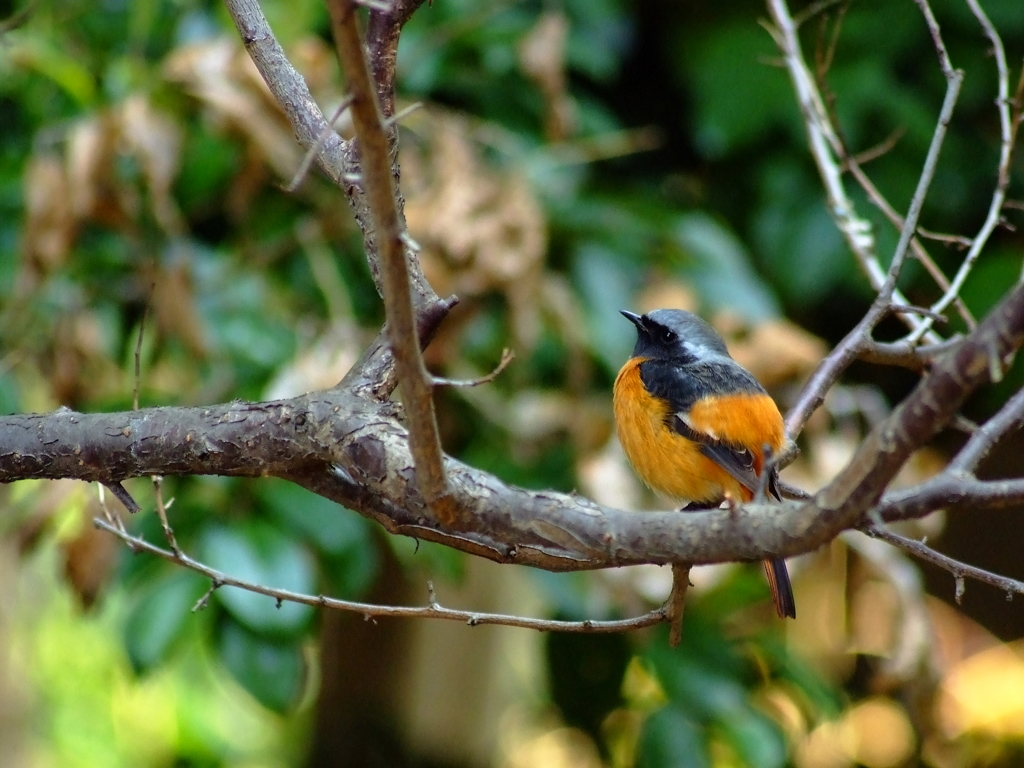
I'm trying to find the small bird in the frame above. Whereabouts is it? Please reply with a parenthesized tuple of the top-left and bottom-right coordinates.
(613, 308, 796, 624)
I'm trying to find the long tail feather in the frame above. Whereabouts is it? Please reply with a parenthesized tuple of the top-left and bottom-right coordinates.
(762, 557, 796, 619)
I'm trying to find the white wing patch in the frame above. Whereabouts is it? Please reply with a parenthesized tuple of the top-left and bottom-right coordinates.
(677, 411, 718, 441)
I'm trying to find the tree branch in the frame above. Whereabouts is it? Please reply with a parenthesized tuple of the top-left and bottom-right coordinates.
(863, 524, 1024, 601)
(763, 0, 940, 342)
(325, 0, 449, 516)
(94, 517, 669, 633)
(5, 282, 1024, 576)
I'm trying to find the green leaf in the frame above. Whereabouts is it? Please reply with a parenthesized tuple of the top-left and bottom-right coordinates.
(216, 619, 305, 714)
(123, 570, 208, 673)
(261, 479, 368, 557)
(752, 159, 850, 306)
(673, 212, 781, 321)
(200, 523, 315, 638)
(718, 708, 786, 768)
(677, 22, 795, 158)
(637, 706, 710, 768)
(572, 242, 641, 372)
(260, 479, 380, 598)
(6, 33, 97, 107)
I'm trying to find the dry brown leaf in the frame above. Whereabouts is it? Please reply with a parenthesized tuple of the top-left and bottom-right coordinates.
(164, 38, 302, 180)
(22, 152, 74, 275)
(403, 110, 547, 350)
(121, 96, 185, 236)
(636, 279, 699, 316)
(518, 12, 574, 142)
(66, 112, 118, 222)
(713, 312, 827, 387)
(62, 506, 118, 608)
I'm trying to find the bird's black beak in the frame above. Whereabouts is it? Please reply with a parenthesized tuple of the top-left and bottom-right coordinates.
(620, 310, 645, 332)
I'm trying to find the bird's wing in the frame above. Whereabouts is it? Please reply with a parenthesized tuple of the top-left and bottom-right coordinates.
(639, 359, 781, 502)
(672, 415, 780, 500)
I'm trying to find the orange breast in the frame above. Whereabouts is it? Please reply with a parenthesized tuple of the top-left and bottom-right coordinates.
(612, 358, 785, 505)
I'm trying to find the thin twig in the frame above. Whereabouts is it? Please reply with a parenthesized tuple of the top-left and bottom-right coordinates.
(841, 126, 905, 169)
(948, 384, 1024, 473)
(93, 517, 669, 633)
(888, 304, 948, 323)
(858, 336, 961, 372)
(907, 0, 1016, 342)
(915, 229, 973, 249)
(103, 481, 141, 514)
(844, 156, 976, 330)
(879, 1, 962, 299)
(432, 349, 515, 388)
(151, 475, 182, 556)
(326, 0, 449, 515)
(863, 525, 1024, 602)
(284, 95, 354, 192)
(785, 311, 876, 437)
(763, 0, 939, 341)
(96, 484, 128, 534)
(383, 100, 423, 127)
(133, 284, 154, 411)
(668, 564, 691, 647)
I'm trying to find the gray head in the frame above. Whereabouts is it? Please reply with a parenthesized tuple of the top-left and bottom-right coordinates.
(620, 308, 731, 362)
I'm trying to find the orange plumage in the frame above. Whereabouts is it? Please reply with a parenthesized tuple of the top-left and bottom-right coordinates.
(613, 308, 796, 620)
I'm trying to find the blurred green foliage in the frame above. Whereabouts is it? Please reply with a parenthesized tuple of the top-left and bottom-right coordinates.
(2, 0, 1023, 766)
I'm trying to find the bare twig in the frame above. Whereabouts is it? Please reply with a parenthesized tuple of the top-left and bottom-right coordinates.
(93, 517, 669, 633)
(878, 475, 1024, 525)
(151, 475, 182, 556)
(948, 384, 1024, 474)
(858, 336, 961, 372)
(432, 349, 515, 388)
(103, 481, 141, 515)
(96, 484, 128, 534)
(222, 0, 356, 187)
(284, 95, 354, 192)
(843, 157, 976, 330)
(785, 311, 877, 437)
(907, 0, 1017, 342)
(880, 1, 962, 299)
(365, 0, 429, 118)
(888, 304, 948, 323)
(864, 524, 1024, 601)
(326, 0, 449, 516)
(133, 284, 154, 411)
(763, 0, 939, 342)
(841, 126, 904, 168)
(668, 564, 691, 647)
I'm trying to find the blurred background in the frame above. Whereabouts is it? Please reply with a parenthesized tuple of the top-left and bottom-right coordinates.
(2, 0, 1024, 766)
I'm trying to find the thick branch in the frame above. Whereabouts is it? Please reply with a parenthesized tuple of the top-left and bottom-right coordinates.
(878, 476, 1024, 522)
(6, 284, 1024, 575)
(811, 281, 1024, 525)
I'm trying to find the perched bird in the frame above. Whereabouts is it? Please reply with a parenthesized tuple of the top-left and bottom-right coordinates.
(613, 308, 796, 626)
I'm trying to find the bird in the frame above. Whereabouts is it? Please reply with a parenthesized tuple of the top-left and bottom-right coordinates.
(613, 308, 796, 626)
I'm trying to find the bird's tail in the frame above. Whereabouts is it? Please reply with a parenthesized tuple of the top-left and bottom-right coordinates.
(762, 557, 796, 619)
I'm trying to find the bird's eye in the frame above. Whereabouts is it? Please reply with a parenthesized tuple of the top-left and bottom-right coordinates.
(735, 447, 754, 468)
(658, 328, 677, 344)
